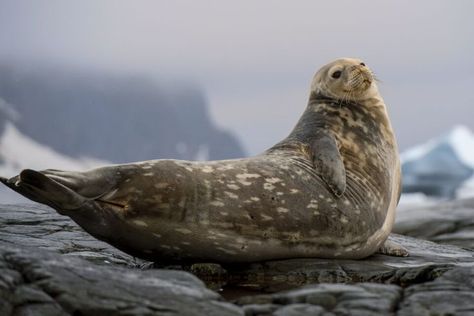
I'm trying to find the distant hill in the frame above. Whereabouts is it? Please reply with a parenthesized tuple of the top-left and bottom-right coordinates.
(0, 63, 245, 164)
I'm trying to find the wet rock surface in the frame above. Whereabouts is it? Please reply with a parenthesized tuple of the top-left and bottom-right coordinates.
(1, 203, 474, 315)
(394, 198, 474, 249)
(0, 243, 242, 316)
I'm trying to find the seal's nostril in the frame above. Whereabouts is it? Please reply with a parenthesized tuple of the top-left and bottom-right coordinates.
(360, 62, 366, 66)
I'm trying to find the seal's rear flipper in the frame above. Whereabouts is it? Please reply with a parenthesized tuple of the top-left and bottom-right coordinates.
(1, 169, 87, 212)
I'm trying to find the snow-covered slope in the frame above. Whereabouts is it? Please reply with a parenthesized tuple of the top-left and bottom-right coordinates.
(0, 122, 109, 203)
(401, 125, 474, 199)
(401, 125, 474, 168)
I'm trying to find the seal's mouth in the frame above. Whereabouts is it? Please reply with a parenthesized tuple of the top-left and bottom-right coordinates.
(348, 66, 373, 91)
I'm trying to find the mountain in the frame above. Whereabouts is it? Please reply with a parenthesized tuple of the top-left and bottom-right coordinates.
(401, 125, 474, 198)
(0, 63, 245, 164)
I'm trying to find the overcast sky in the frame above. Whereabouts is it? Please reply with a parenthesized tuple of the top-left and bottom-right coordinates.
(1, 1, 473, 155)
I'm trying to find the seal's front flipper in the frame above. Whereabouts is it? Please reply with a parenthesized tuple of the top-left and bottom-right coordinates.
(310, 132, 346, 197)
(377, 239, 409, 257)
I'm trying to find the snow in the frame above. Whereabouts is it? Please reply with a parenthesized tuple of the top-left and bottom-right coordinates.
(0, 122, 109, 177)
(0, 98, 20, 121)
(446, 125, 474, 168)
(401, 124, 474, 168)
(457, 175, 474, 199)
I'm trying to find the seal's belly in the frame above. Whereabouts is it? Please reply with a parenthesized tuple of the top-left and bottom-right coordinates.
(110, 153, 394, 262)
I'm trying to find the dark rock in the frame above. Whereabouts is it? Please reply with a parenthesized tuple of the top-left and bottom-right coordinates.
(397, 266, 474, 316)
(237, 267, 474, 316)
(273, 304, 326, 316)
(217, 234, 474, 294)
(237, 283, 400, 316)
(394, 198, 474, 249)
(0, 203, 140, 267)
(2, 203, 474, 315)
(0, 243, 243, 316)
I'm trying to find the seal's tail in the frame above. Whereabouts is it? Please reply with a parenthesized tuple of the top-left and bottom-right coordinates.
(1, 169, 87, 211)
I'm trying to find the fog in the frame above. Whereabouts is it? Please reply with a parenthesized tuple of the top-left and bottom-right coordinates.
(1, 0, 473, 155)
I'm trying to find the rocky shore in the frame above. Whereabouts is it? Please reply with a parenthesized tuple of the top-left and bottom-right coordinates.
(1, 201, 473, 315)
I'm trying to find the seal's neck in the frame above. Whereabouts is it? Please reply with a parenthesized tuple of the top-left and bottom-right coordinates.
(308, 91, 384, 109)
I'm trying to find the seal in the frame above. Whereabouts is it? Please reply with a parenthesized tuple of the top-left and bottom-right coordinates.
(1, 58, 408, 263)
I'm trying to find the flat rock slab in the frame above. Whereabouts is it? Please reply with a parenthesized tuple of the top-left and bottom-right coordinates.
(394, 198, 474, 249)
(0, 203, 140, 267)
(236, 266, 474, 316)
(0, 243, 243, 316)
(2, 203, 474, 315)
(212, 234, 474, 295)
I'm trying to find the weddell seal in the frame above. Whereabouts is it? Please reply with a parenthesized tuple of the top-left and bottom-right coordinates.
(1, 58, 408, 263)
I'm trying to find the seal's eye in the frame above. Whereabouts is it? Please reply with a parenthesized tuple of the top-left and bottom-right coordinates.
(331, 70, 342, 79)
(360, 62, 366, 66)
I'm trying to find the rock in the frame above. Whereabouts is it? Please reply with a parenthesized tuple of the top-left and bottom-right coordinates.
(236, 267, 474, 316)
(237, 283, 400, 316)
(397, 266, 474, 316)
(2, 202, 474, 315)
(0, 243, 243, 316)
(215, 234, 474, 294)
(0, 203, 140, 267)
(394, 198, 474, 249)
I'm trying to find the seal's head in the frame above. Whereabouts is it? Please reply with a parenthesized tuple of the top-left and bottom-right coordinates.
(311, 58, 379, 102)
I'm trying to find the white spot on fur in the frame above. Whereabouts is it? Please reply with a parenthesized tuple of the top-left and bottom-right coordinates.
(153, 233, 162, 238)
(218, 164, 234, 171)
(250, 197, 260, 202)
(343, 200, 351, 206)
(133, 220, 148, 227)
(143, 172, 154, 177)
(276, 191, 284, 196)
(236, 173, 260, 186)
(216, 247, 238, 255)
(237, 173, 261, 179)
(266, 177, 282, 184)
(142, 165, 153, 170)
(175, 228, 192, 234)
(319, 194, 325, 199)
(340, 216, 349, 224)
(277, 207, 289, 213)
(155, 182, 169, 189)
(307, 199, 319, 209)
(313, 210, 320, 216)
(290, 189, 299, 194)
(202, 166, 214, 173)
(181, 241, 191, 245)
(226, 184, 240, 190)
(224, 191, 239, 199)
(263, 183, 276, 191)
(261, 214, 273, 221)
(220, 211, 229, 216)
(237, 179, 252, 186)
(161, 245, 171, 249)
(210, 200, 225, 207)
